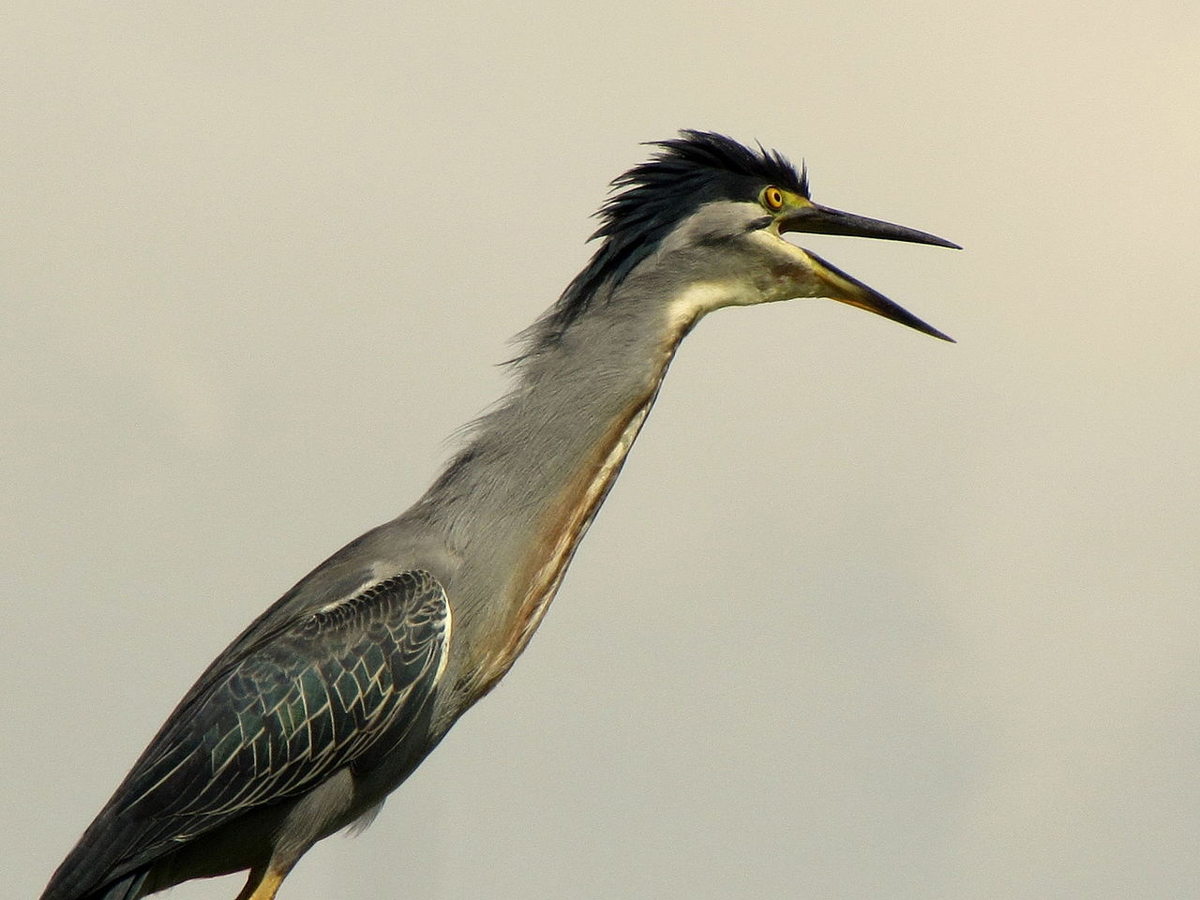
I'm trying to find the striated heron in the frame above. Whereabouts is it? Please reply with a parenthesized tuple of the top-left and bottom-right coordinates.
(41, 130, 958, 900)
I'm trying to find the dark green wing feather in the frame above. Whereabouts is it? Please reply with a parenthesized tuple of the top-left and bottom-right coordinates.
(44, 568, 449, 899)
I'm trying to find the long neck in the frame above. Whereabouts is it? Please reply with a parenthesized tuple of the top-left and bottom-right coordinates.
(415, 290, 696, 693)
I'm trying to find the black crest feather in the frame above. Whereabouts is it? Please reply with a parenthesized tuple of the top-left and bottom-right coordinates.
(525, 130, 807, 351)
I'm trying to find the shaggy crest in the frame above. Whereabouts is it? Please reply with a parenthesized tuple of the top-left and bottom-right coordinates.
(523, 130, 808, 352)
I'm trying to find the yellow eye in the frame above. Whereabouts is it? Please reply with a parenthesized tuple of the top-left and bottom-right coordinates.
(762, 186, 785, 210)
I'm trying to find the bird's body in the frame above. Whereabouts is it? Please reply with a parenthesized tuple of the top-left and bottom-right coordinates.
(41, 132, 957, 900)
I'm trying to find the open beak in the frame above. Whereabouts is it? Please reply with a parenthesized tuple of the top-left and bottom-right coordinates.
(778, 202, 959, 342)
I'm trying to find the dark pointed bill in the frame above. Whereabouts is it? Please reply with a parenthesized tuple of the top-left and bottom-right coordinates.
(805, 249, 955, 342)
(780, 203, 961, 249)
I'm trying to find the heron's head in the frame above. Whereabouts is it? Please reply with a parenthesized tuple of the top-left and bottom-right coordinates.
(543, 130, 958, 345)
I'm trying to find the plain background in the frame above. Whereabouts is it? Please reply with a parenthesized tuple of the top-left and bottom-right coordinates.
(5, 3, 1197, 899)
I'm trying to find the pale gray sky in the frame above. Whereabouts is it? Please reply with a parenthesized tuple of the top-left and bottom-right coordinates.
(5, 3, 1198, 899)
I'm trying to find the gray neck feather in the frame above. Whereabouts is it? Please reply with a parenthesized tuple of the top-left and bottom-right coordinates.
(412, 272, 688, 611)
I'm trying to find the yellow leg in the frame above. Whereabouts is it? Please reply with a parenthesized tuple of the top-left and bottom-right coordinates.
(234, 864, 291, 900)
